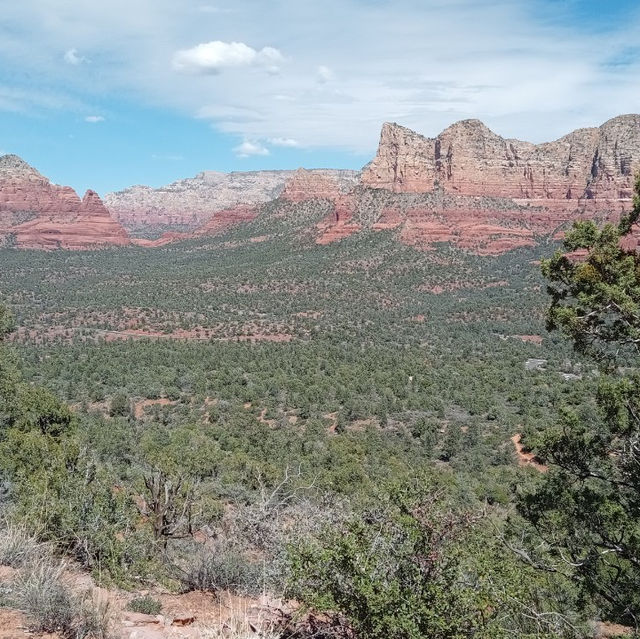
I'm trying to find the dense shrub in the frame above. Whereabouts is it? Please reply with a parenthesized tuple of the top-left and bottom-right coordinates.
(127, 595, 162, 616)
(181, 546, 263, 596)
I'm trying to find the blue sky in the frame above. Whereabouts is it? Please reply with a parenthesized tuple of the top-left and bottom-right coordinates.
(0, 0, 639, 195)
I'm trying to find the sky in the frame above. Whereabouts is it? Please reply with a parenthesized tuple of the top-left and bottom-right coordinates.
(0, 0, 639, 194)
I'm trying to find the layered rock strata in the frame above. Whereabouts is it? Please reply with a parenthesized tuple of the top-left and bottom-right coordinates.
(0, 155, 129, 249)
(106, 169, 360, 232)
(361, 115, 640, 201)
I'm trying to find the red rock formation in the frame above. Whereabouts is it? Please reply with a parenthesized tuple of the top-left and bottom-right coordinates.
(131, 232, 190, 247)
(106, 169, 360, 233)
(129, 205, 260, 248)
(281, 169, 343, 202)
(316, 195, 362, 244)
(362, 115, 640, 201)
(195, 204, 259, 236)
(309, 184, 623, 254)
(0, 155, 129, 249)
(302, 115, 640, 254)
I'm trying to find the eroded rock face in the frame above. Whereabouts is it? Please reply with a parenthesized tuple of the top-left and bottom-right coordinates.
(308, 185, 630, 255)
(280, 168, 359, 202)
(195, 204, 259, 236)
(0, 155, 82, 219)
(106, 169, 360, 233)
(0, 155, 129, 249)
(361, 115, 640, 201)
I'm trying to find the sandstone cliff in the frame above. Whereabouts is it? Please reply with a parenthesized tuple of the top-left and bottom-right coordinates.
(361, 115, 640, 201)
(280, 168, 359, 202)
(0, 155, 129, 249)
(106, 169, 360, 233)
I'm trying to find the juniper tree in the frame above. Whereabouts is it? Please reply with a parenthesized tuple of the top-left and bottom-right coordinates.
(516, 175, 640, 627)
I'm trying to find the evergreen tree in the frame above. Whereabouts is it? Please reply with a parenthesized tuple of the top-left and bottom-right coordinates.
(516, 175, 640, 626)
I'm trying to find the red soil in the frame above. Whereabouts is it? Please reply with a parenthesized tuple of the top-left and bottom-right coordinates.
(511, 434, 548, 472)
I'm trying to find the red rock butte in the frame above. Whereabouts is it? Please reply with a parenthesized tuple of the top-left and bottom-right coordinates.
(0, 155, 129, 249)
(288, 115, 640, 254)
(361, 115, 640, 201)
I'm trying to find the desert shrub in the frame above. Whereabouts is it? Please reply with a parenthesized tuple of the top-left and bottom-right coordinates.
(0, 407, 149, 581)
(127, 595, 162, 616)
(13, 559, 114, 638)
(0, 524, 47, 567)
(288, 481, 582, 639)
(180, 546, 263, 596)
(109, 393, 130, 418)
(73, 592, 114, 639)
(14, 560, 74, 634)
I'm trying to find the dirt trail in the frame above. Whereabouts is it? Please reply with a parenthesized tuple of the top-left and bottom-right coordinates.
(511, 434, 548, 472)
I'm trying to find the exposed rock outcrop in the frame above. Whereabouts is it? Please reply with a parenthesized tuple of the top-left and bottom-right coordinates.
(0, 155, 129, 249)
(280, 168, 358, 202)
(106, 169, 360, 233)
(196, 204, 259, 236)
(361, 115, 640, 201)
(300, 116, 639, 254)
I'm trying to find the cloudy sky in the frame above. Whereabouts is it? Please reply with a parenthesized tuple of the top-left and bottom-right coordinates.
(0, 0, 639, 193)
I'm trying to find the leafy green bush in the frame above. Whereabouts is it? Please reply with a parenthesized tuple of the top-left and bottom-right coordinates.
(288, 487, 484, 638)
(288, 482, 582, 639)
(127, 595, 162, 616)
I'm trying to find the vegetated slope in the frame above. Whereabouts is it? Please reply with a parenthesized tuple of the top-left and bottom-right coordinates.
(0, 198, 607, 634)
(0, 197, 585, 453)
(0, 154, 130, 249)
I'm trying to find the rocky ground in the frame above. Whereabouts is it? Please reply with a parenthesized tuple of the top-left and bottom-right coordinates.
(0, 562, 293, 639)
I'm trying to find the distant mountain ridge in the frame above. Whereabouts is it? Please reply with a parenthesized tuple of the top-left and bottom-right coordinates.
(362, 115, 640, 200)
(1, 115, 639, 252)
(105, 168, 361, 233)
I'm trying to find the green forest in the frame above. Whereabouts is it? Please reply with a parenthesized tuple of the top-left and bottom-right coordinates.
(0, 187, 639, 638)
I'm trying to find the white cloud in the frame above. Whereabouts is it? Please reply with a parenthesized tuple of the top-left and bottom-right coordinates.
(63, 48, 88, 65)
(317, 65, 333, 83)
(172, 41, 283, 74)
(2, 0, 640, 157)
(84, 115, 105, 122)
(233, 140, 269, 157)
(269, 137, 300, 148)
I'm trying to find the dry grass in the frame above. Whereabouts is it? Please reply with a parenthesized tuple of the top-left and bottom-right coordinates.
(198, 603, 283, 639)
(0, 524, 48, 567)
(13, 560, 74, 634)
(12, 557, 114, 639)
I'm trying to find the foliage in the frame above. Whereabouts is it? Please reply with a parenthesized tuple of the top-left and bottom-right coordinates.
(288, 480, 576, 639)
(127, 595, 162, 615)
(0, 191, 612, 630)
(13, 559, 114, 638)
(13, 560, 74, 634)
(179, 545, 264, 596)
(518, 174, 640, 627)
(0, 524, 46, 568)
(542, 174, 640, 366)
